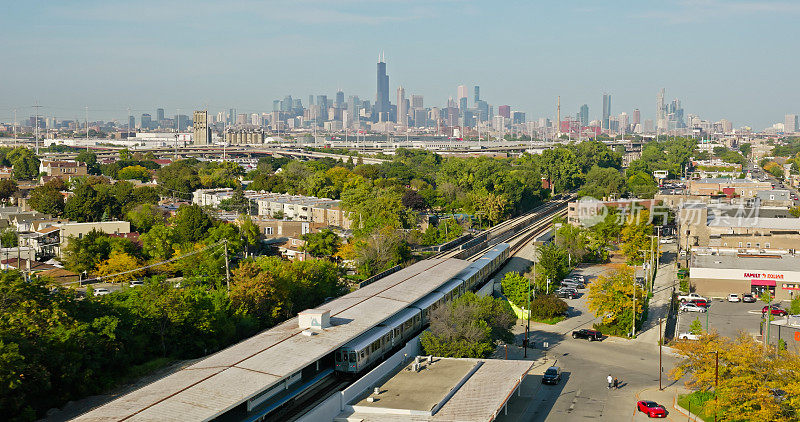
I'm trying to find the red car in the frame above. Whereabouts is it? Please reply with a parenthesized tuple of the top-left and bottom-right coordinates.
(637, 400, 667, 418)
(690, 299, 710, 308)
(762, 306, 788, 316)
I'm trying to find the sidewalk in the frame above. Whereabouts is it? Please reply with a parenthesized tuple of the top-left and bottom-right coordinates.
(635, 244, 678, 345)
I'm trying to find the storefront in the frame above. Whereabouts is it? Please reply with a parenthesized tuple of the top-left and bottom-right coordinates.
(690, 254, 800, 301)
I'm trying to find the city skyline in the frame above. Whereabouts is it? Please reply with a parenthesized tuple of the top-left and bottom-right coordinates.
(2, 1, 800, 128)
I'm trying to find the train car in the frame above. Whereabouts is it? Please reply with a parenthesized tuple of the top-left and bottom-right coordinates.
(412, 291, 445, 325)
(335, 308, 421, 374)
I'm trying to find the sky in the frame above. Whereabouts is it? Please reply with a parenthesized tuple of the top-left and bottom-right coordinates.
(0, 0, 798, 129)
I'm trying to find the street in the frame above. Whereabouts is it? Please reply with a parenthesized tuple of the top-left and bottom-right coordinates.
(495, 243, 693, 421)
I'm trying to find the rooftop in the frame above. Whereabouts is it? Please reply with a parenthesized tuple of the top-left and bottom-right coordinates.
(692, 253, 800, 272)
(339, 357, 533, 422)
(75, 258, 470, 422)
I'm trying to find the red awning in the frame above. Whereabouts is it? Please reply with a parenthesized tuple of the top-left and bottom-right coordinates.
(751, 279, 777, 287)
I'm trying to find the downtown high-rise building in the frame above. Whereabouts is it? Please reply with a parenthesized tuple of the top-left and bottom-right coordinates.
(656, 88, 666, 131)
(498, 105, 511, 119)
(474, 86, 480, 103)
(141, 113, 152, 129)
(396, 86, 407, 126)
(374, 53, 390, 122)
(193, 110, 211, 145)
(578, 104, 589, 127)
(632, 108, 641, 125)
(602, 93, 611, 130)
(156, 108, 165, 122)
(785, 114, 798, 133)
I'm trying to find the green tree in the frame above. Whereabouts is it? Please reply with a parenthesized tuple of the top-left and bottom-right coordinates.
(126, 203, 166, 232)
(626, 171, 658, 199)
(501, 271, 530, 308)
(117, 165, 152, 182)
(171, 204, 212, 244)
(64, 183, 105, 222)
(689, 318, 703, 335)
(302, 229, 341, 259)
(141, 224, 175, 260)
(28, 184, 65, 216)
(0, 179, 18, 203)
(7, 147, 40, 180)
(420, 292, 515, 358)
(578, 166, 625, 199)
(534, 242, 569, 290)
(0, 228, 18, 247)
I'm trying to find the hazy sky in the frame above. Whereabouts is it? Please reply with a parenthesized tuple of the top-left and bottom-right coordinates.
(1, 0, 798, 129)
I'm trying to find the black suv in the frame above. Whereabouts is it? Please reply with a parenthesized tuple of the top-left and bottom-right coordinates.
(572, 329, 603, 341)
(542, 366, 562, 385)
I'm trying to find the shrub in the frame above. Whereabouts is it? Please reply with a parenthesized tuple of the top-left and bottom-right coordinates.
(529, 294, 568, 320)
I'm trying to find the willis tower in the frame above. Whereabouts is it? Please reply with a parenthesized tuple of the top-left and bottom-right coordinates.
(374, 53, 390, 123)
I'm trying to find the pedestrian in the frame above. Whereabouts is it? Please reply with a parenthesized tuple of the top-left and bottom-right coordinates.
(607, 374, 612, 389)
(613, 377, 619, 389)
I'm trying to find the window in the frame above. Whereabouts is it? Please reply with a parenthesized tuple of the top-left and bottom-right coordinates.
(738, 242, 743, 247)
(349, 352, 356, 362)
(746, 242, 751, 247)
(265, 227, 273, 235)
(756, 243, 760, 248)
(766, 243, 771, 248)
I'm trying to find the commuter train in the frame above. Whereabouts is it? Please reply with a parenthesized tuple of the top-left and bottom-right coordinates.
(334, 244, 510, 374)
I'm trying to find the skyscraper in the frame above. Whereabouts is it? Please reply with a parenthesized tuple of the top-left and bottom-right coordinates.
(335, 90, 345, 108)
(498, 105, 511, 119)
(128, 115, 135, 131)
(156, 108, 165, 122)
(602, 93, 611, 130)
(656, 88, 666, 131)
(141, 113, 152, 129)
(457, 85, 468, 102)
(396, 86, 407, 126)
(785, 114, 798, 133)
(632, 109, 641, 125)
(578, 104, 589, 127)
(374, 53, 390, 122)
(411, 95, 423, 109)
(193, 110, 210, 145)
(474, 86, 480, 103)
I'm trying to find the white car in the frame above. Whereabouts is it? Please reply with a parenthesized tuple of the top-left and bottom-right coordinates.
(659, 237, 675, 244)
(130, 280, 144, 287)
(678, 333, 701, 340)
(680, 303, 707, 313)
(727, 294, 740, 303)
(93, 288, 110, 296)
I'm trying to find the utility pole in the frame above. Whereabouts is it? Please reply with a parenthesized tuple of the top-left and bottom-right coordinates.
(632, 272, 637, 338)
(223, 240, 231, 291)
(659, 317, 663, 390)
(714, 351, 719, 422)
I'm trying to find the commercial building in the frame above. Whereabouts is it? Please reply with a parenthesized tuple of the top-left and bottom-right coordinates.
(687, 178, 772, 197)
(567, 198, 663, 227)
(690, 252, 800, 301)
(678, 203, 800, 252)
(193, 110, 211, 145)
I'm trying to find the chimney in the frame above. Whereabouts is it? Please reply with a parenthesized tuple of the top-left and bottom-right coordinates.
(298, 308, 331, 330)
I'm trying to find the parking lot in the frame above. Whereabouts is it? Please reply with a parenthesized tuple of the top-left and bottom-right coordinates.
(676, 297, 766, 339)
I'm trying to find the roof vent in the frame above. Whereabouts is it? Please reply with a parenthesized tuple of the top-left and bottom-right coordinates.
(298, 308, 331, 330)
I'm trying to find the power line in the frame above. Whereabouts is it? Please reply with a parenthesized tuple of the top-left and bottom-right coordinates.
(69, 240, 227, 286)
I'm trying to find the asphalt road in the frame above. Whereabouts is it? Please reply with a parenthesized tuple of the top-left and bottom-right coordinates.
(497, 262, 688, 421)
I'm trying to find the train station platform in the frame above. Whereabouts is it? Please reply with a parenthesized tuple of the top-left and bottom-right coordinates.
(335, 356, 533, 422)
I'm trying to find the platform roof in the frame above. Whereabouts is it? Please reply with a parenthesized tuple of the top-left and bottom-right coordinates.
(75, 258, 470, 422)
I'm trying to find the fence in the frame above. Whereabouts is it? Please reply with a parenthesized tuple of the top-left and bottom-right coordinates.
(357, 265, 402, 289)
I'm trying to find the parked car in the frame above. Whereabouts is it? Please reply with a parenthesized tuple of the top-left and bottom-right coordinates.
(637, 400, 667, 418)
(129, 280, 144, 287)
(762, 306, 788, 317)
(572, 329, 603, 341)
(569, 275, 586, 283)
(690, 299, 710, 308)
(541, 366, 562, 385)
(742, 293, 756, 303)
(659, 237, 675, 244)
(557, 289, 578, 299)
(678, 332, 701, 340)
(678, 293, 708, 303)
(727, 294, 740, 303)
(680, 303, 707, 313)
(561, 281, 584, 290)
(93, 288, 110, 296)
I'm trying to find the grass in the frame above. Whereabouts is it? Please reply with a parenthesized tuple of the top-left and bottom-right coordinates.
(677, 391, 716, 422)
(531, 316, 567, 325)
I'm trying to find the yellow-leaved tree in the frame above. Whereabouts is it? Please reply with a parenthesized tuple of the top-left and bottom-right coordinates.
(96, 250, 144, 283)
(671, 331, 800, 421)
(586, 265, 645, 336)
